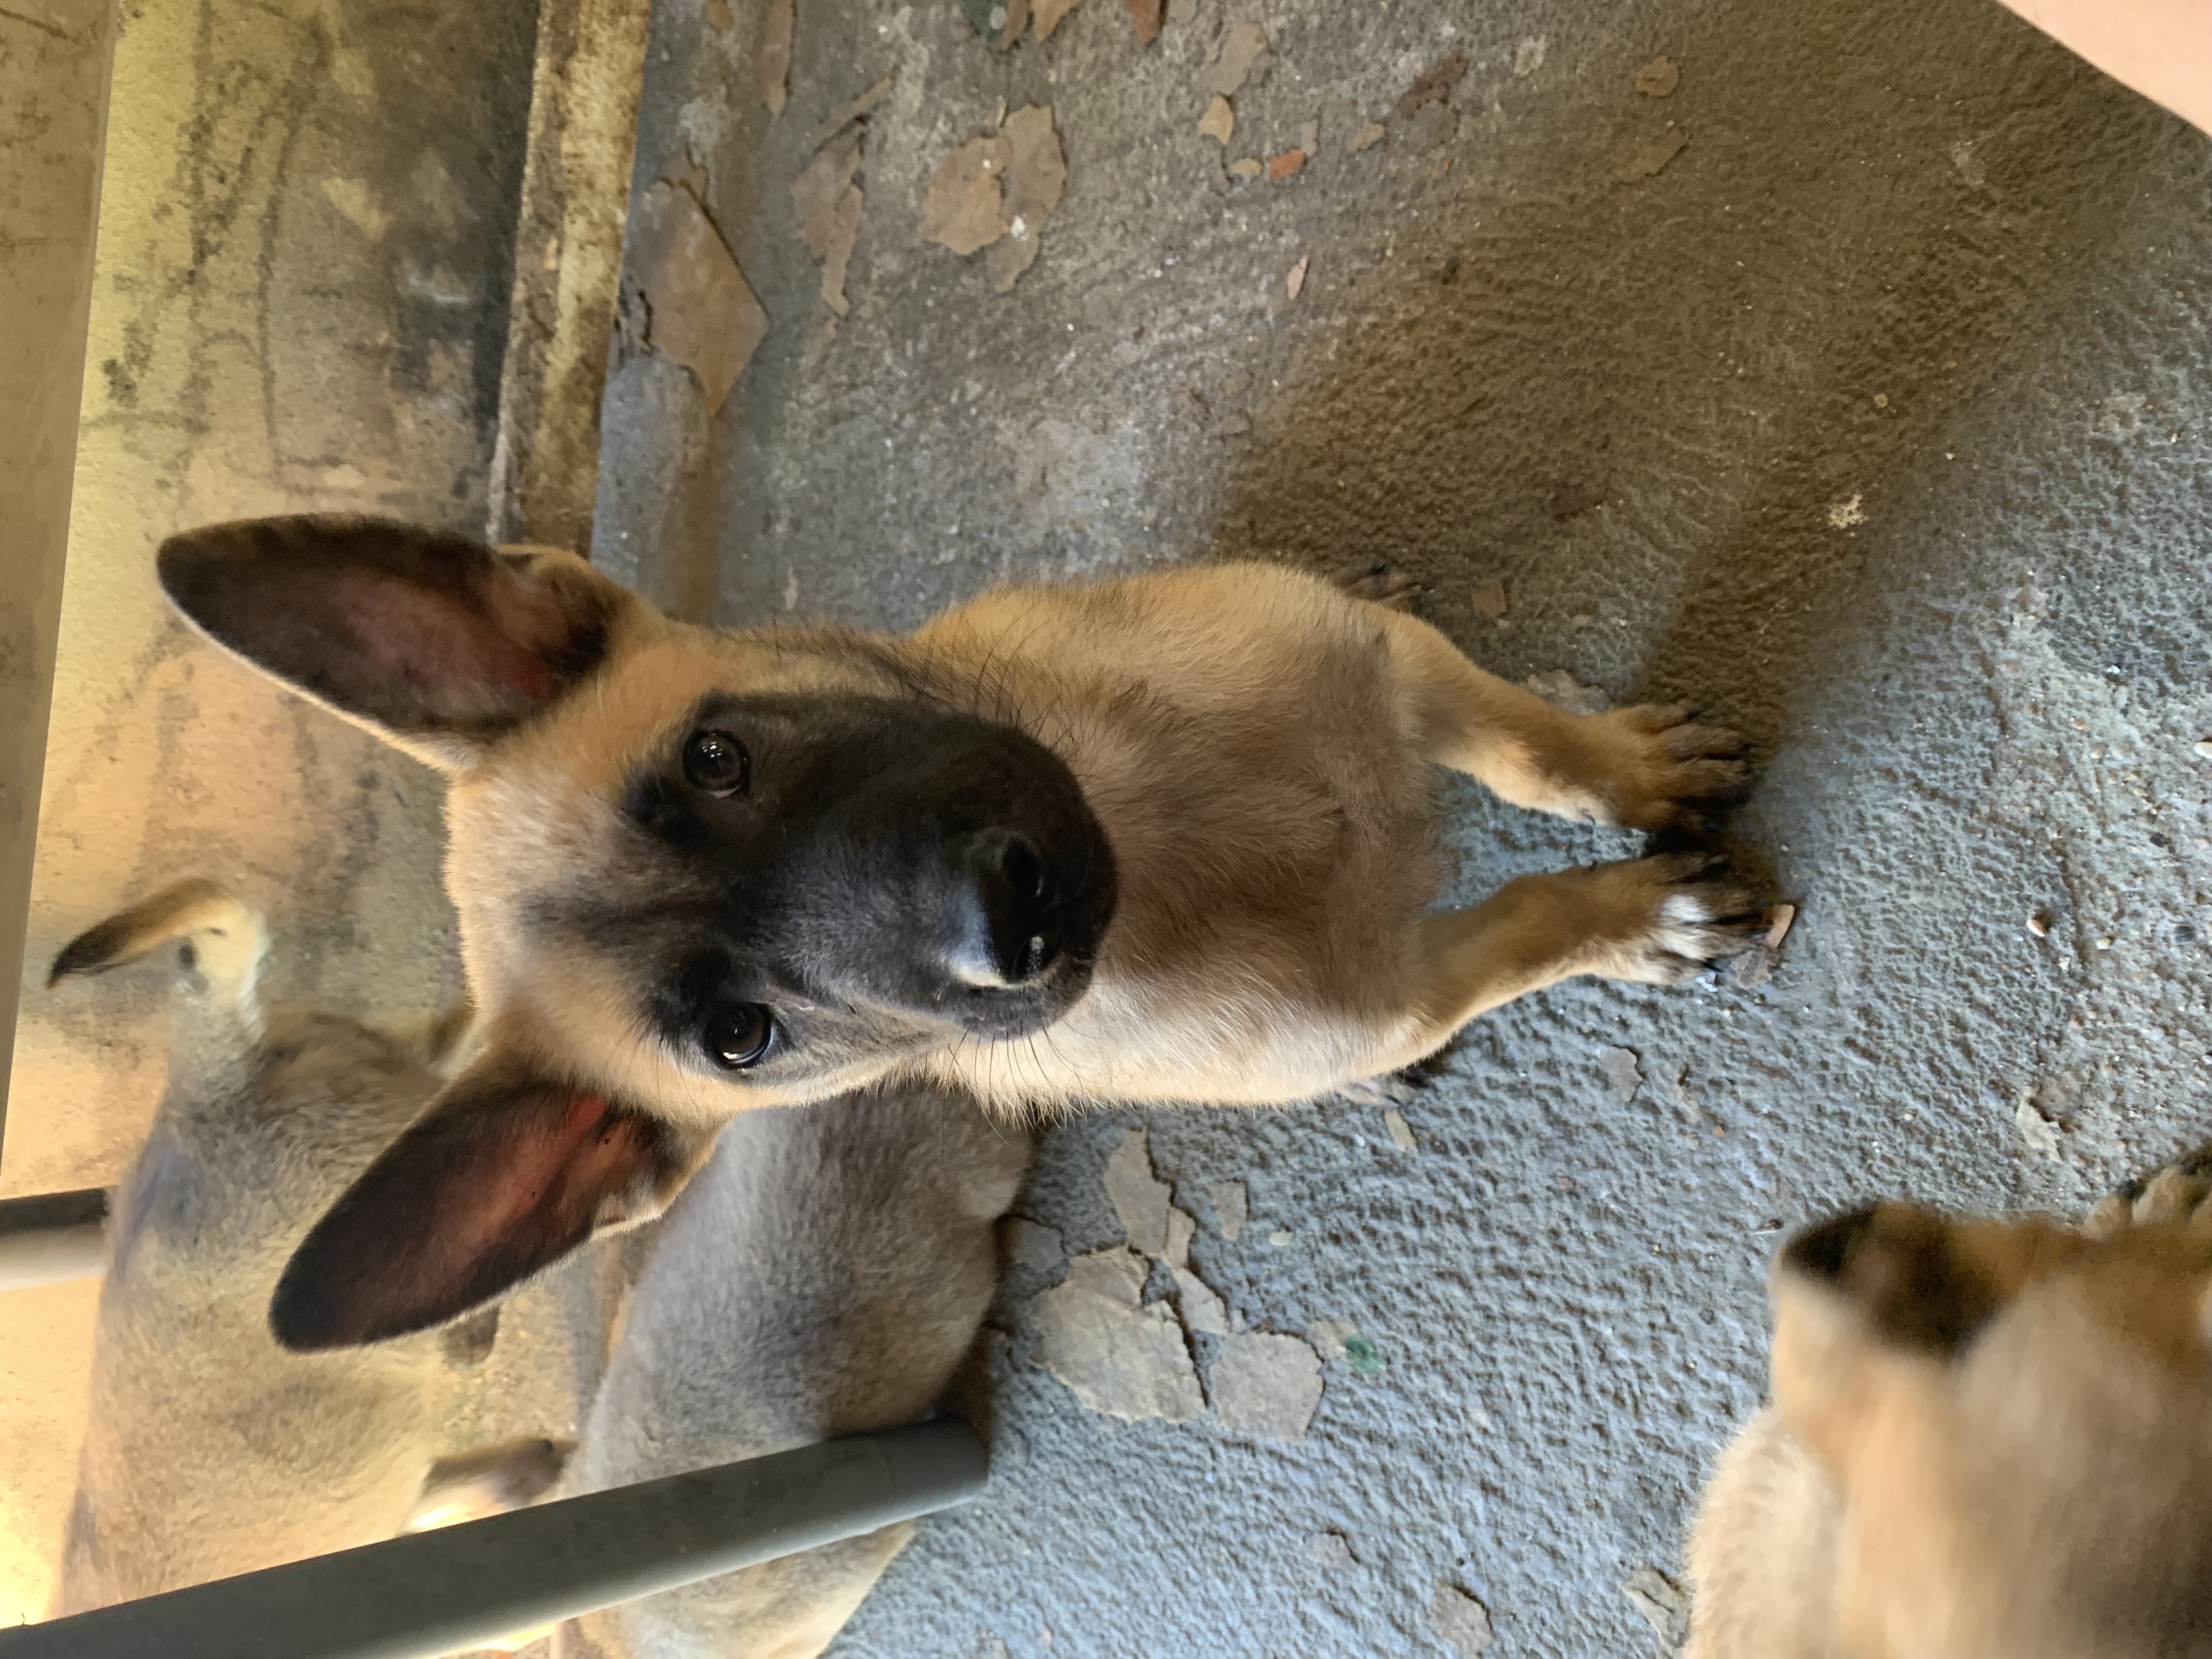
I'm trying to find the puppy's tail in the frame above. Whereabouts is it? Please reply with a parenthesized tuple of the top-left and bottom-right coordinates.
(48, 879, 269, 1022)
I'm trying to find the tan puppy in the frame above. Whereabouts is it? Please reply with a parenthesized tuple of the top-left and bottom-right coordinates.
(558, 1084, 1030, 1659)
(155, 516, 1760, 1347)
(1687, 1159, 2212, 1659)
(47, 882, 564, 1615)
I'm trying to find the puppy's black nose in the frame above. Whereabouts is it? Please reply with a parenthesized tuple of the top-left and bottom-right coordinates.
(949, 829, 1060, 988)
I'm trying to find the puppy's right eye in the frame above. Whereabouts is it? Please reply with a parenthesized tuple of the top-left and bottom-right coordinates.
(704, 1004, 774, 1070)
(682, 729, 750, 797)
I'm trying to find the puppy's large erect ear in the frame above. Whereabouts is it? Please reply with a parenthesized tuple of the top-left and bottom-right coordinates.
(270, 1049, 710, 1352)
(157, 515, 629, 770)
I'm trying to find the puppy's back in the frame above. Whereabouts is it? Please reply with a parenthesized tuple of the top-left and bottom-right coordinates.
(52, 884, 448, 1612)
(566, 1085, 1031, 1659)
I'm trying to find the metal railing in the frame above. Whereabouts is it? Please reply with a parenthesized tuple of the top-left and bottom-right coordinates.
(0, 1420, 988, 1659)
(0, 1189, 106, 1291)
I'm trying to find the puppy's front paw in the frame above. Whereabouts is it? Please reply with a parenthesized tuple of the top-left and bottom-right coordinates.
(1593, 853, 1767, 984)
(1588, 704, 1753, 836)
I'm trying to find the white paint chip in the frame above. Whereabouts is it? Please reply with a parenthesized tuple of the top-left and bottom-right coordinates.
(1384, 1108, 1417, 1150)
(1104, 1127, 1172, 1254)
(1032, 1248, 1204, 1421)
(1171, 1266, 1228, 1337)
(1599, 1046, 1641, 1102)
(1208, 1180, 1248, 1241)
(1827, 492, 1866, 528)
(1286, 253, 1310, 300)
(1209, 1332, 1323, 1439)
(1164, 1204, 1196, 1269)
(1427, 1584, 1494, 1655)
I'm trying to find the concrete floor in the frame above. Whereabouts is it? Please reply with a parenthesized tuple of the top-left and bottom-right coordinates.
(596, 0, 2212, 1654)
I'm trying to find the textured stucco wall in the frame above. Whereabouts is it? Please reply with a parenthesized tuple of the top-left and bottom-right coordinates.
(0, 0, 535, 1621)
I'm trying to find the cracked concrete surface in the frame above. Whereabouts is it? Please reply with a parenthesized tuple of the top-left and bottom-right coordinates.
(596, 0, 2212, 1652)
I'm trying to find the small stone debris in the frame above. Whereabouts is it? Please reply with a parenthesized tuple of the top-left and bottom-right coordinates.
(1472, 579, 1508, 620)
(1624, 1566, 1689, 1645)
(1351, 121, 1386, 152)
(1827, 492, 1866, 529)
(2194, 739, 2212, 760)
(1126, 0, 1163, 46)
(1209, 1180, 1248, 1241)
(760, 0, 794, 112)
(1299, 116, 1320, 156)
(2027, 910, 2050, 938)
(1513, 35, 1547, 76)
(1635, 55, 1679, 97)
(1426, 1584, 1494, 1656)
(1032, 1248, 1205, 1421)
(1212, 413, 1252, 436)
(1165, 1203, 1197, 1269)
(1621, 127, 1688, 180)
(1523, 670, 1610, 716)
(1308, 1531, 1358, 1571)
(1384, 1107, 1416, 1150)
(1210, 1331, 1323, 1440)
(809, 72, 895, 148)
(1764, 902, 1797, 950)
(1171, 1266, 1228, 1336)
(791, 126, 865, 316)
(1207, 21, 1273, 98)
(1397, 54, 1467, 118)
(1269, 148, 1308, 183)
(1599, 1046, 1641, 1103)
(1342, 1334, 1384, 1377)
(627, 182, 768, 415)
(1268, 1227, 1295, 1248)
(1104, 1127, 1173, 1255)
(1285, 253, 1310, 298)
(1229, 156, 1264, 180)
(986, 104, 1066, 291)
(1198, 95, 1235, 144)
(1006, 1217, 1064, 1271)
(2015, 1093, 2062, 1158)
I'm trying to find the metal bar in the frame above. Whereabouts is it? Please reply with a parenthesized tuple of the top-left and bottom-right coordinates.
(0, 1188, 108, 1292)
(0, 1419, 987, 1659)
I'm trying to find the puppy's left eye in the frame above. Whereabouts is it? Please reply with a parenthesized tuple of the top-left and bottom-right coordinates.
(682, 729, 750, 797)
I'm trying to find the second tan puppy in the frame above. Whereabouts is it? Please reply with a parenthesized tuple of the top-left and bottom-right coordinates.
(155, 516, 1760, 1347)
(1688, 1158, 2212, 1659)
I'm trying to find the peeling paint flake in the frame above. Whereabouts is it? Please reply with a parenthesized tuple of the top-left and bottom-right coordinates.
(1427, 1584, 1494, 1655)
(1104, 1127, 1172, 1255)
(1032, 0, 1084, 40)
(1170, 1266, 1227, 1336)
(1621, 126, 1688, 180)
(1006, 1216, 1064, 1271)
(923, 132, 1012, 256)
(792, 126, 865, 316)
(1206, 21, 1273, 98)
(1285, 253, 1309, 298)
(759, 0, 793, 113)
(1126, 0, 1163, 45)
(1384, 1107, 1415, 1150)
(1032, 1248, 1205, 1421)
(1635, 54, 1680, 97)
(985, 105, 1066, 292)
(1624, 1566, 1689, 1645)
(628, 182, 766, 415)
(1209, 1331, 1322, 1440)
(1396, 54, 1466, 119)
(1198, 94, 1235, 144)
(1599, 1046, 1641, 1103)
(1207, 1180, 1248, 1240)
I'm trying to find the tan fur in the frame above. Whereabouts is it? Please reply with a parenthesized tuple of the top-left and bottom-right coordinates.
(48, 882, 562, 1613)
(419, 554, 1757, 1122)
(556, 1087, 1031, 1659)
(1687, 1163, 2212, 1659)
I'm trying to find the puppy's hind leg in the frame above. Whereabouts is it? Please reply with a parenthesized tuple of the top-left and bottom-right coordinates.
(1377, 609, 1752, 837)
(1369, 854, 1764, 1072)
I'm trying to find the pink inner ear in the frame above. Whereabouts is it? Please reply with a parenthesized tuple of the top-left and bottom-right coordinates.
(337, 570, 558, 708)
(467, 1092, 651, 1255)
